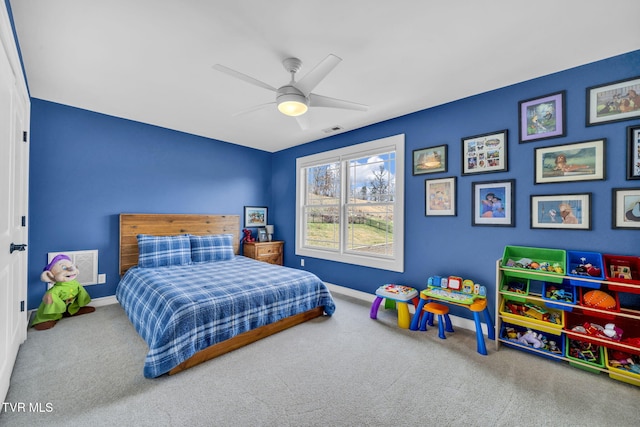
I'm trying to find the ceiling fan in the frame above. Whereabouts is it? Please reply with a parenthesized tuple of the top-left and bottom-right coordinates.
(213, 54, 368, 129)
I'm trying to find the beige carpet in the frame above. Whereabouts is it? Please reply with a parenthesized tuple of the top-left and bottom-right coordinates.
(1, 294, 639, 426)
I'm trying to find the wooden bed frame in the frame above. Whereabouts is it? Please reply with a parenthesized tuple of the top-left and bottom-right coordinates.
(119, 213, 325, 376)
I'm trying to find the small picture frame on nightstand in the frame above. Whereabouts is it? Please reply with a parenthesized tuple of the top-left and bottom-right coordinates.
(257, 228, 268, 242)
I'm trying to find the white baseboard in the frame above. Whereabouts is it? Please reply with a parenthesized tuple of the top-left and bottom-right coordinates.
(325, 282, 491, 336)
(90, 295, 118, 307)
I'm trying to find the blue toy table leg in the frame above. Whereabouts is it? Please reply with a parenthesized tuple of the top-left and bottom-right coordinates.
(370, 297, 383, 319)
(426, 312, 435, 327)
(472, 311, 488, 356)
(418, 311, 430, 331)
(444, 314, 454, 333)
(483, 308, 495, 340)
(410, 299, 426, 330)
(436, 316, 446, 339)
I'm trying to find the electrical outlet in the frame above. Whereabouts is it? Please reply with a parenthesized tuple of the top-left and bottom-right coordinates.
(300, 259, 305, 267)
(98, 274, 106, 284)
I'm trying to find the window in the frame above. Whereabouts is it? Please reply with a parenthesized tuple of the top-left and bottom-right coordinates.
(296, 134, 404, 272)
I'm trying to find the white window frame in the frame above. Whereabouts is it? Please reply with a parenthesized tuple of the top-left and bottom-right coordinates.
(295, 134, 404, 272)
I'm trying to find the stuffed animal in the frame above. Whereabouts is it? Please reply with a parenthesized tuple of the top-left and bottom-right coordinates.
(31, 254, 94, 330)
(241, 228, 255, 243)
(517, 329, 542, 348)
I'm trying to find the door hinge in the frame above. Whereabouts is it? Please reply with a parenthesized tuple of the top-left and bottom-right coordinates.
(20, 301, 25, 312)
(22, 131, 28, 142)
(21, 215, 26, 227)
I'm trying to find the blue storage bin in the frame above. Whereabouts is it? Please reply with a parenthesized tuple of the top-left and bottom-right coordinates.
(500, 323, 564, 361)
(567, 250, 604, 288)
(542, 280, 575, 311)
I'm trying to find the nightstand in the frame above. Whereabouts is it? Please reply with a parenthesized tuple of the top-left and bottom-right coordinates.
(243, 241, 283, 265)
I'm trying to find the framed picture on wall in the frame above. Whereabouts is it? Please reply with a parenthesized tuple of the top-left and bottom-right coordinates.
(534, 139, 606, 184)
(244, 206, 267, 227)
(530, 193, 591, 230)
(425, 176, 456, 216)
(471, 179, 515, 227)
(413, 144, 447, 175)
(612, 187, 640, 229)
(586, 76, 640, 126)
(518, 91, 566, 143)
(461, 130, 508, 175)
(628, 125, 640, 180)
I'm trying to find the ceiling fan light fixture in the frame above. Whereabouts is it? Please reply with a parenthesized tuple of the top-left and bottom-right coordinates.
(278, 99, 308, 116)
(277, 86, 308, 116)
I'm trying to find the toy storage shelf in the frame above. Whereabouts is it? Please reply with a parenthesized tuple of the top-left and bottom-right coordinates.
(495, 256, 640, 387)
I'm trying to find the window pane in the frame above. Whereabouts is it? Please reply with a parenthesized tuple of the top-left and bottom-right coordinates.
(346, 204, 394, 256)
(306, 163, 340, 205)
(304, 206, 339, 250)
(296, 133, 404, 272)
(348, 151, 395, 203)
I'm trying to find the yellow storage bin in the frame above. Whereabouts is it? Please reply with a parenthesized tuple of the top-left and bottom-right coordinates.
(499, 297, 564, 335)
(605, 348, 640, 387)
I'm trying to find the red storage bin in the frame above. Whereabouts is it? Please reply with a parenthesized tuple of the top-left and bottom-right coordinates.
(564, 311, 640, 357)
(578, 287, 620, 316)
(604, 254, 640, 294)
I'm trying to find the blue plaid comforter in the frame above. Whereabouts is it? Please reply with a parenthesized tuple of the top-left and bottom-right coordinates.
(116, 256, 336, 378)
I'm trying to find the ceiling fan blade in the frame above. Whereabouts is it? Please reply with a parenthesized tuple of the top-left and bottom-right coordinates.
(309, 93, 369, 112)
(295, 54, 342, 96)
(232, 102, 276, 117)
(213, 64, 277, 92)
(295, 114, 310, 130)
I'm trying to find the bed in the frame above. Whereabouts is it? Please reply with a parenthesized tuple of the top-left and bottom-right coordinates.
(116, 213, 336, 378)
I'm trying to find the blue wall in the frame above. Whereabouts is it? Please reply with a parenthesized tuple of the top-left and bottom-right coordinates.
(27, 51, 639, 318)
(272, 50, 640, 319)
(27, 101, 272, 309)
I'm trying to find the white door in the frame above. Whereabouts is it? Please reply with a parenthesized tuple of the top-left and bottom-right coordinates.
(0, 33, 29, 403)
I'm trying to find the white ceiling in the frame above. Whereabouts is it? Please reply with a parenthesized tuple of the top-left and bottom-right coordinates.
(10, 0, 640, 153)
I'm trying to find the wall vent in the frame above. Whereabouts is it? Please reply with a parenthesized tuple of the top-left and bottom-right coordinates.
(47, 250, 98, 287)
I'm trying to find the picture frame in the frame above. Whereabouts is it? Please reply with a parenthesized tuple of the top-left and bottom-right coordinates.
(244, 206, 267, 227)
(518, 91, 566, 143)
(628, 125, 640, 180)
(612, 187, 640, 229)
(257, 228, 269, 242)
(461, 130, 508, 175)
(586, 76, 640, 126)
(530, 193, 591, 230)
(534, 139, 605, 184)
(471, 179, 515, 227)
(425, 176, 456, 216)
(413, 144, 447, 175)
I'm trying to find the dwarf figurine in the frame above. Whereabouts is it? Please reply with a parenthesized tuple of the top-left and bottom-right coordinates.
(31, 254, 95, 330)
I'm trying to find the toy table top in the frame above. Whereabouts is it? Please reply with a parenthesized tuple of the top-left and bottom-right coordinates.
(421, 286, 483, 305)
(375, 284, 418, 301)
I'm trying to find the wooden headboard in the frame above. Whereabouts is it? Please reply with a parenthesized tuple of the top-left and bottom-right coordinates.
(119, 214, 240, 276)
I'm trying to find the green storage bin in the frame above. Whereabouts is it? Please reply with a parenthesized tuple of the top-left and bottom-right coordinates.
(565, 335, 605, 374)
(502, 245, 566, 284)
(500, 276, 529, 301)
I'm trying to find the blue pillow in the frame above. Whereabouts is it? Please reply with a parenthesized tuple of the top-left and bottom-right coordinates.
(137, 234, 192, 268)
(189, 234, 235, 263)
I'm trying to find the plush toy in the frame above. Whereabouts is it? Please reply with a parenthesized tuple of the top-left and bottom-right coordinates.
(241, 228, 255, 243)
(518, 329, 542, 348)
(31, 254, 94, 330)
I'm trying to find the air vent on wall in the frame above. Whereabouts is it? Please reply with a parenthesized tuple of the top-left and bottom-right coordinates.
(47, 250, 98, 287)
